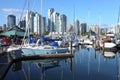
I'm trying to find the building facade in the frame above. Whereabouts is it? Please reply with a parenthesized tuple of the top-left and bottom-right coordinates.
(53, 12, 60, 32)
(48, 8, 54, 33)
(7, 15, 16, 27)
(34, 13, 41, 35)
(59, 14, 67, 34)
(74, 19, 80, 35)
(80, 23, 87, 35)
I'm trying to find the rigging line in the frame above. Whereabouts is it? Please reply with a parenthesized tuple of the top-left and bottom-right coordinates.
(31, 0, 36, 11)
(117, 5, 120, 24)
(14, 0, 27, 40)
(116, 5, 120, 35)
(17, 0, 27, 26)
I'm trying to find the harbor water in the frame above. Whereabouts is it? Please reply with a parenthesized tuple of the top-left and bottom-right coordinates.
(0, 45, 120, 80)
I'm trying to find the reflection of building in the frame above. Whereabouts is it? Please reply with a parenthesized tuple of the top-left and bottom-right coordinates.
(7, 15, 16, 27)
(80, 23, 87, 35)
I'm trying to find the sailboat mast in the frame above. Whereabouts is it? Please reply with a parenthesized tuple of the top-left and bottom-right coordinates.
(73, 5, 75, 34)
(116, 5, 120, 35)
(88, 11, 90, 36)
(117, 5, 120, 24)
(98, 16, 101, 37)
(41, 0, 43, 36)
(27, 0, 30, 36)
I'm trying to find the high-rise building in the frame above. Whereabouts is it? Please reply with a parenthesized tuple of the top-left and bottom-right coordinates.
(53, 12, 60, 32)
(34, 12, 41, 35)
(41, 16, 46, 35)
(116, 23, 120, 34)
(19, 19, 26, 29)
(48, 8, 54, 32)
(91, 24, 99, 35)
(7, 15, 16, 27)
(2, 24, 7, 31)
(26, 11, 35, 34)
(74, 19, 80, 35)
(59, 14, 67, 34)
(80, 23, 87, 35)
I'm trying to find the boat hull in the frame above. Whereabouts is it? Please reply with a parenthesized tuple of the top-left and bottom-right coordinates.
(21, 48, 69, 55)
(99, 42, 116, 49)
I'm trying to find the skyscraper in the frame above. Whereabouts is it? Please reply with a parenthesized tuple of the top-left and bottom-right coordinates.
(34, 12, 41, 35)
(74, 19, 80, 35)
(26, 11, 35, 34)
(48, 8, 54, 33)
(53, 12, 60, 32)
(7, 15, 16, 27)
(59, 14, 67, 34)
(41, 16, 46, 35)
(80, 23, 87, 35)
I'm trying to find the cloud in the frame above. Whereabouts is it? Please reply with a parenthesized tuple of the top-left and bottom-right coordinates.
(2, 8, 27, 18)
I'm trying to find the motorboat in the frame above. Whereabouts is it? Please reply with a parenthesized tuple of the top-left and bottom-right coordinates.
(99, 32, 117, 49)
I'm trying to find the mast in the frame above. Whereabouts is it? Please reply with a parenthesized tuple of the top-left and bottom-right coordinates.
(21, 0, 30, 45)
(117, 5, 120, 24)
(73, 5, 75, 34)
(41, 0, 43, 36)
(116, 5, 120, 35)
(27, 0, 30, 36)
(98, 16, 101, 37)
(88, 11, 90, 36)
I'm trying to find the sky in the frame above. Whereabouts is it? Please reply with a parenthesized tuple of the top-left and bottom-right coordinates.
(0, 0, 120, 27)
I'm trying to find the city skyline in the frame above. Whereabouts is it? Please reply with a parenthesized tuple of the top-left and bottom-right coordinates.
(0, 0, 120, 27)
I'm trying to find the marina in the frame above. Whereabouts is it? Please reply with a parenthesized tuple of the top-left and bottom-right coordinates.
(0, 0, 120, 80)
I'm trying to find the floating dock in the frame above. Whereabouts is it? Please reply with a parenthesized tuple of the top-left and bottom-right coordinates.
(8, 50, 73, 61)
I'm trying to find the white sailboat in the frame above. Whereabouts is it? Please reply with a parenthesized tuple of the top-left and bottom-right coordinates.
(21, 0, 69, 55)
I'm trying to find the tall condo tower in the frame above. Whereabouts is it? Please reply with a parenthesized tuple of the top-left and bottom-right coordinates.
(48, 8, 54, 33)
(59, 14, 67, 34)
(7, 15, 16, 27)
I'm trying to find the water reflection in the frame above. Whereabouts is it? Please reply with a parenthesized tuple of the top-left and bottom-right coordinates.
(12, 61, 22, 71)
(1, 45, 120, 80)
(100, 50, 116, 59)
(116, 51, 120, 80)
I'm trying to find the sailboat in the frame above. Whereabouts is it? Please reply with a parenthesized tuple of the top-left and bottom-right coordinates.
(115, 6, 120, 47)
(21, 0, 69, 55)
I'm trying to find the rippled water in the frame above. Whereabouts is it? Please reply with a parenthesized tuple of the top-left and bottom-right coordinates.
(0, 45, 120, 80)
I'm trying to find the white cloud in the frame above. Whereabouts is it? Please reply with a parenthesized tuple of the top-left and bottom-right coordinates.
(2, 8, 27, 18)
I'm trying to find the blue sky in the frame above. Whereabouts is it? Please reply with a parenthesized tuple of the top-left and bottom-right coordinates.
(0, 0, 120, 27)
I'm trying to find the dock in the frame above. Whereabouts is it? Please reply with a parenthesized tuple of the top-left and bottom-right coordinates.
(8, 49, 73, 62)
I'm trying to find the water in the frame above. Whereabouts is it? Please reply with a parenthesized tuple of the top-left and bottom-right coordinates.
(0, 45, 120, 80)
